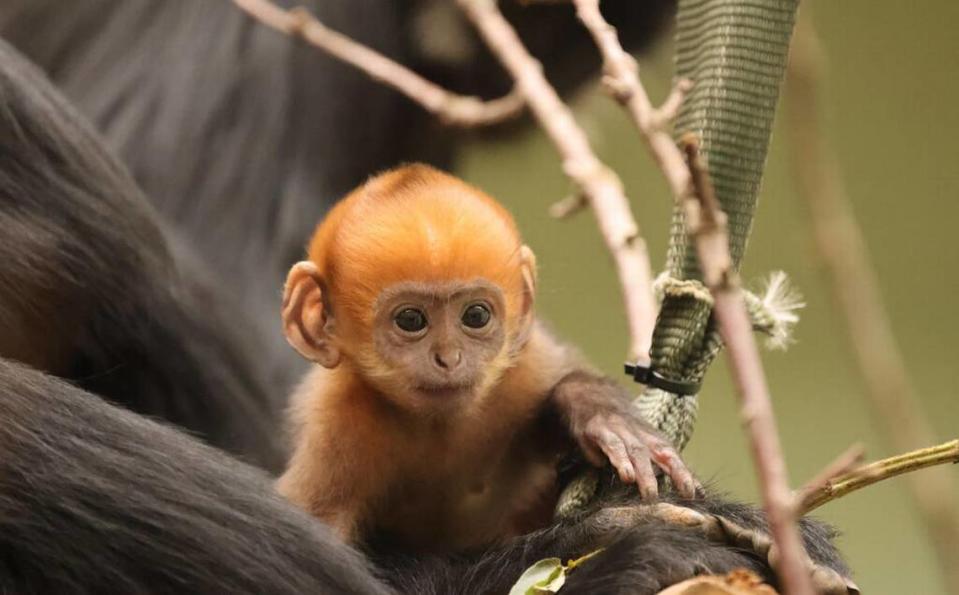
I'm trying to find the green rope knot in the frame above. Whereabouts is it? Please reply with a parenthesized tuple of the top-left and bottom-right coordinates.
(634, 274, 719, 450)
(637, 271, 804, 448)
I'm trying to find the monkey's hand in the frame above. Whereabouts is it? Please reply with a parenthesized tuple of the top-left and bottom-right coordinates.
(552, 372, 697, 500)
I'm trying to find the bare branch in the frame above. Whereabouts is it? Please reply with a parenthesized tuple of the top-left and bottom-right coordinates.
(681, 137, 815, 595)
(792, 444, 865, 515)
(785, 14, 959, 592)
(800, 440, 959, 515)
(573, 0, 692, 199)
(456, 0, 658, 363)
(231, 0, 524, 127)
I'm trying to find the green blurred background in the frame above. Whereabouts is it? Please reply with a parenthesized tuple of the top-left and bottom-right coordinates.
(456, 2, 958, 593)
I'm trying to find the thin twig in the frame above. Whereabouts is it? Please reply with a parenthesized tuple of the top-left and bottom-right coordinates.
(232, 0, 524, 127)
(792, 444, 865, 514)
(457, 0, 658, 363)
(681, 137, 814, 595)
(548, 194, 587, 219)
(785, 14, 959, 593)
(800, 440, 959, 515)
(572, 0, 693, 199)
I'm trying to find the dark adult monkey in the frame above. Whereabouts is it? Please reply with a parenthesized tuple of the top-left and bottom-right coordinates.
(277, 165, 695, 549)
(0, 357, 849, 595)
(0, 39, 285, 470)
(0, 0, 676, 391)
(0, 358, 391, 595)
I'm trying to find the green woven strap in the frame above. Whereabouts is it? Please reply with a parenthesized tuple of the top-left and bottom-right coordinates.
(640, 0, 799, 447)
(668, 0, 799, 279)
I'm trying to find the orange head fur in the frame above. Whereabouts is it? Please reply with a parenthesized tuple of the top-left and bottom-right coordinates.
(307, 165, 530, 348)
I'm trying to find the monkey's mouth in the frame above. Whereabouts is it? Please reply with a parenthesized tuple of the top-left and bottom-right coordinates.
(414, 382, 472, 398)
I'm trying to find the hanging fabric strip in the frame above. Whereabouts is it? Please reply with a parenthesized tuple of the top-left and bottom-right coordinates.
(636, 0, 800, 449)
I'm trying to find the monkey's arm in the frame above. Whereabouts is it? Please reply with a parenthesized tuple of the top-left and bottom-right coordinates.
(277, 439, 373, 544)
(550, 371, 697, 499)
(518, 322, 694, 499)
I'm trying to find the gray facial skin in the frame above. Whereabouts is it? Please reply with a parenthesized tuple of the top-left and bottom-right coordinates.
(372, 280, 507, 399)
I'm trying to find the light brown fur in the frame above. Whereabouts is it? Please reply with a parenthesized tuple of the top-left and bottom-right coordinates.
(278, 322, 574, 549)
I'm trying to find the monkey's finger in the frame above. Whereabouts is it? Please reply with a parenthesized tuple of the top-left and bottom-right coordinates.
(651, 446, 696, 499)
(607, 420, 651, 491)
(591, 426, 635, 485)
(621, 437, 658, 501)
(606, 417, 658, 500)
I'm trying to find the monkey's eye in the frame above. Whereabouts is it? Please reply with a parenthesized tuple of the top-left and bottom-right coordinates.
(461, 304, 491, 329)
(394, 308, 428, 333)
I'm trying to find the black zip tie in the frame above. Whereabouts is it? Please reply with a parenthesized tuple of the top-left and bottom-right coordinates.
(624, 362, 701, 396)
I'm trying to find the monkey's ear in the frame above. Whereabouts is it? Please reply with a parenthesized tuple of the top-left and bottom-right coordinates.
(519, 245, 537, 309)
(515, 245, 537, 344)
(282, 261, 341, 368)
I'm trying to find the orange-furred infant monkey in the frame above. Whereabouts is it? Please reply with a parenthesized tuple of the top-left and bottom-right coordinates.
(278, 164, 694, 551)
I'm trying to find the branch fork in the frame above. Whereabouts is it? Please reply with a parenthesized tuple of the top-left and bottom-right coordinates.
(232, 0, 525, 127)
(572, 0, 692, 199)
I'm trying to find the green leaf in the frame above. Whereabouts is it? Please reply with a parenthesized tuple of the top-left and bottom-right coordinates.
(508, 558, 567, 595)
(508, 548, 605, 595)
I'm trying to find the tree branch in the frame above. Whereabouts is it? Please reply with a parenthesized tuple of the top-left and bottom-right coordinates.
(679, 137, 813, 595)
(572, 0, 692, 200)
(792, 444, 865, 515)
(456, 0, 658, 363)
(799, 440, 959, 515)
(231, 0, 524, 127)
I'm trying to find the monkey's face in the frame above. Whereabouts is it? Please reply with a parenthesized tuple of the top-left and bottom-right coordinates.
(365, 279, 511, 409)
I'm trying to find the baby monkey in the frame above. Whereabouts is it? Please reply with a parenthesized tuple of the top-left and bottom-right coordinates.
(278, 164, 694, 551)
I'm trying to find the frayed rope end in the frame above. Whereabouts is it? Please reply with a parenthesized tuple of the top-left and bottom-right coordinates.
(755, 270, 805, 350)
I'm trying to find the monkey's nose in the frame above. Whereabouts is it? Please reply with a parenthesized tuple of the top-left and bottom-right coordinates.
(433, 350, 462, 371)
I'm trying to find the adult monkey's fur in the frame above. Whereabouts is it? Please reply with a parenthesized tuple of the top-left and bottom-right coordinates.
(0, 3, 852, 592)
(0, 39, 286, 471)
(0, 358, 391, 595)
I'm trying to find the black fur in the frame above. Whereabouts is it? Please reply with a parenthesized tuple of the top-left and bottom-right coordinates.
(592, 478, 850, 573)
(559, 526, 766, 595)
(0, 357, 391, 595)
(373, 487, 849, 595)
(0, 39, 285, 470)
